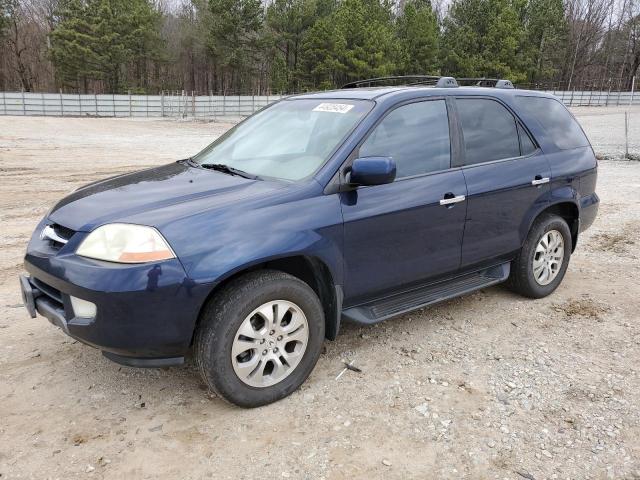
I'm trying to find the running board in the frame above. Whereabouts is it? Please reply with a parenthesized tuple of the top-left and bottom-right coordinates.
(342, 263, 510, 325)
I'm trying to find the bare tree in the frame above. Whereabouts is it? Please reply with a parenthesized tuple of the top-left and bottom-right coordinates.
(0, 0, 57, 91)
(564, 0, 613, 89)
(619, 0, 639, 87)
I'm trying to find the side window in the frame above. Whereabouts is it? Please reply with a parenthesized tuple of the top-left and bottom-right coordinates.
(518, 123, 537, 155)
(359, 100, 450, 179)
(457, 98, 520, 165)
(515, 96, 589, 150)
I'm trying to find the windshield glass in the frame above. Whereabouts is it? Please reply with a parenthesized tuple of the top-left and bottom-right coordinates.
(193, 99, 373, 181)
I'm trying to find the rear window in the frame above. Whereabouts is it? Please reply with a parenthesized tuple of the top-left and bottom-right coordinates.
(457, 98, 521, 165)
(515, 96, 589, 150)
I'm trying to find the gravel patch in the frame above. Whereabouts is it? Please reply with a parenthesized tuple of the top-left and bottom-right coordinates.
(0, 112, 639, 479)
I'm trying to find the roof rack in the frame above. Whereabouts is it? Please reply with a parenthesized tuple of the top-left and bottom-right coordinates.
(342, 76, 442, 88)
(456, 78, 514, 89)
(341, 76, 514, 89)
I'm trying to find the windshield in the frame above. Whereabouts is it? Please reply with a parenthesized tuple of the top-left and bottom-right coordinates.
(192, 98, 373, 181)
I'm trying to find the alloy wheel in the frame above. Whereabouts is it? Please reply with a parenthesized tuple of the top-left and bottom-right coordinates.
(532, 229, 565, 286)
(231, 300, 309, 388)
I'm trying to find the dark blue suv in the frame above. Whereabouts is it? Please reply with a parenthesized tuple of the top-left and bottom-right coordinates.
(20, 77, 599, 407)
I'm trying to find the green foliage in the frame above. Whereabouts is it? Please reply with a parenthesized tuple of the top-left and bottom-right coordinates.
(339, 0, 396, 81)
(298, 17, 346, 88)
(207, 0, 263, 91)
(395, 0, 440, 75)
(441, 0, 528, 82)
(41, 0, 574, 92)
(440, 0, 568, 83)
(49, 0, 161, 92)
(298, 0, 396, 89)
(520, 0, 567, 82)
(265, 0, 318, 91)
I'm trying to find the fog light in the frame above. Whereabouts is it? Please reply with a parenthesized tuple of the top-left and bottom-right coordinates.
(70, 296, 97, 318)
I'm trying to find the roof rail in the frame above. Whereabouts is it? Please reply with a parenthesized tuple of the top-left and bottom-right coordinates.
(495, 79, 514, 89)
(342, 75, 441, 89)
(341, 76, 514, 89)
(457, 78, 514, 89)
(435, 77, 458, 88)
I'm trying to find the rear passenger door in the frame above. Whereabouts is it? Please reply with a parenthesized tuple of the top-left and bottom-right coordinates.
(341, 99, 468, 305)
(454, 97, 551, 268)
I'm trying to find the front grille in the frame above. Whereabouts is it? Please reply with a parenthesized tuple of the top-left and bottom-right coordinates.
(31, 277, 63, 305)
(41, 223, 76, 250)
(29, 276, 70, 327)
(52, 223, 75, 241)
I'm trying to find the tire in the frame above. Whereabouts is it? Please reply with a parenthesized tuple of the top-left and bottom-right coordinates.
(194, 270, 325, 408)
(507, 213, 572, 299)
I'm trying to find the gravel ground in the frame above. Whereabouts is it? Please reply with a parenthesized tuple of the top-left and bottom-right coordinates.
(571, 106, 639, 158)
(1, 107, 639, 479)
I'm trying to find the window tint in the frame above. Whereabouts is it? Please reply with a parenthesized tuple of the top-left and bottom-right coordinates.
(457, 98, 520, 165)
(518, 123, 537, 155)
(359, 100, 450, 178)
(515, 96, 589, 150)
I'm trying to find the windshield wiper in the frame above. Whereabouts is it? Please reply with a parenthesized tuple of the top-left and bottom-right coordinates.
(200, 163, 259, 180)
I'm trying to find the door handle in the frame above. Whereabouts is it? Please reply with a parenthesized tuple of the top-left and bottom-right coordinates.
(440, 193, 466, 206)
(531, 175, 550, 186)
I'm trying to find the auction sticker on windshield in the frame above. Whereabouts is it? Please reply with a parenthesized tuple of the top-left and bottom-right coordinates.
(312, 103, 355, 114)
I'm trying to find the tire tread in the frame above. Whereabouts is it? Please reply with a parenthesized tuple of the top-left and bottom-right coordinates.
(507, 213, 572, 298)
(193, 269, 324, 407)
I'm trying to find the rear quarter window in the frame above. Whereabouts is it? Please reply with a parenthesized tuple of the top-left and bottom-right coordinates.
(515, 96, 589, 150)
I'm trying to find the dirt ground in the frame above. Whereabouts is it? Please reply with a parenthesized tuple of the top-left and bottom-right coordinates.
(1, 107, 639, 480)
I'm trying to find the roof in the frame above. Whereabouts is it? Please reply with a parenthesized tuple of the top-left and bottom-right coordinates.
(287, 86, 553, 102)
(287, 87, 403, 100)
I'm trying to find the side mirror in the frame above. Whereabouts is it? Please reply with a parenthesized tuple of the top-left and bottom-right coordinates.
(349, 157, 396, 186)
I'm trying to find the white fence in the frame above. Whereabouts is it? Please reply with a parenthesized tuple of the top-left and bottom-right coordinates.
(541, 90, 638, 106)
(0, 92, 285, 119)
(0, 89, 637, 119)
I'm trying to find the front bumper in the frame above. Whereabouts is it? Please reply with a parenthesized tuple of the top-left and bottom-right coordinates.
(22, 229, 212, 367)
(20, 274, 67, 330)
(20, 273, 189, 367)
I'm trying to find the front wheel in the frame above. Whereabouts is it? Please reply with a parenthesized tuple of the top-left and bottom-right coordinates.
(194, 270, 325, 407)
(507, 213, 572, 298)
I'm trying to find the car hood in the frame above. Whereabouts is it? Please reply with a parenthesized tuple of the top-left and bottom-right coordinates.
(48, 162, 286, 231)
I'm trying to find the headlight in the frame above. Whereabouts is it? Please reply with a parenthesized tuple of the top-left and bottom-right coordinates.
(76, 224, 176, 263)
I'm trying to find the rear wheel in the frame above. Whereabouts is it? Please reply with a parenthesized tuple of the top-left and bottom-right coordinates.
(507, 213, 572, 298)
(194, 270, 325, 407)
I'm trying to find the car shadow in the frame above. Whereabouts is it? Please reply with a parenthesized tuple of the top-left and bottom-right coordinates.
(61, 284, 521, 411)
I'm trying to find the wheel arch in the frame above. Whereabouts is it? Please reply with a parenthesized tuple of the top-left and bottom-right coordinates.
(192, 255, 342, 344)
(526, 201, 580, 252)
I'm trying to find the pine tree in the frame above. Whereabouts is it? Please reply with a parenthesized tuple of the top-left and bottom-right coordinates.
(298, 0, 396, 89)
(520, 0, 567, 82)
(207, 0, 263, 93)
(335, 0, 396, 83)
(441, 0, 528, 81)
(299, 17, 346, 88)
(50, 0, 161, 92)
(265, 0, 318, 92)
(395, 0, 440, 75)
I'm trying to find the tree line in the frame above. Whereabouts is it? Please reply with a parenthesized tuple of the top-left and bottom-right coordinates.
(0, 0, 638, 94)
